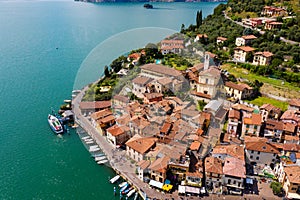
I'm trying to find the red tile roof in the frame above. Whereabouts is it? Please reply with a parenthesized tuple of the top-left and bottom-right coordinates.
(205, 156, 223, 175)
(289, 99, 300, 107)
(223, 157, 246, 178)
(284, 165, 300, 184)
(126, 137, 157, 154)
(190, 141, 201, 151)
(228, 109, 240, 119)
(132, 76, 152, 85)
(140, 64, 182, 77)
(80, 101, 111, 110)
(235, 46, 255, 52)
(225, 81, 252, 91)
(217, 36, 227, 41)
(254, 51, 273, 57)
(245, 140, 280, 154)
(242, 35, 257, 40)
(243, 113, 262, 125)
(212, 144, 245, 161)
(107, 125, 125, 136)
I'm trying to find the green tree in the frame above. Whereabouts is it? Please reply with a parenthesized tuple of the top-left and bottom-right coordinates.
(196, 10, 202, 28)
(104, 65, 110, 77)
(270, 181, 282, 195)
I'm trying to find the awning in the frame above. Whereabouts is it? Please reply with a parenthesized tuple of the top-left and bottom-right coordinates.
(246, 178, 253, 184)
(164, 179, 171, 185)
(287, 192, 300, 199)
(149, 180, 163, 189)
(185, 186, 200, 194)
(178, 185, 185, 194)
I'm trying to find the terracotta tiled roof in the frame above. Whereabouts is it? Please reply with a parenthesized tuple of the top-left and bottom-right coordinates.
(243, 113, 262, 125)
(283, 122, 296, 133)
(284, 165, 300, 184)
(281, 110, 300, 123)
(289, 99, 300, 107)
(113, 95, 130, 103)
(223, 157, 246, 178)
(116, 114, 130, 126)
(232, 103, 255, 113)
(160, 122, 172, 133)
(140, 63, 182, 77)
(190, 141, 201, 151)
(132, 76, 153, 85)
(228, 109, 240, 120)
(283, 143, 300, 152)
(254, 51, 273, 57)
(131, 116, 150, 129)
(126, 137, 157, 154)
(148, 156, 170, 173)
(128, 53, 141, 60)
(161, 39, 184, 45)
(90, 109, 112, 120)
(245, 140, 280, 154)
(80, 101, 111, 110)
(191, 91, 212, 99)
(107, 125, 125, 136)
(225, 81, 252, 91)
(137, 160, 151, 170)
(212, 144, 245, 161)
(197, 34, 208, 38)
(157, 77, 172, 85)
(284, 135, 299, 141)
(265, 119, 284, 130)
(242, 35, 257, 40)
(98, 115, 115, 124)
(217, 36, 227, 41)
(260, 103, 281, 113)
(144, 93, 163, 100)
(235, 46, 255, 52)
(205, 156, 223, 175)
(199, 67, 221, 77)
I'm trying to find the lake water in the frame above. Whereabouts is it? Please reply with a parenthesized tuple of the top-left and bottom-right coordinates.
(0, 1, 219, 199)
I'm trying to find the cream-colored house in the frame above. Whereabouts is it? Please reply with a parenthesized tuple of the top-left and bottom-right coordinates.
(125, 135, 157, 162)
(235, 35, 257, 46)
(106, 125, 130, 147)
(227, 109, 241, 137)
(241, 113, 262, 138)
(205, 156, 223, 193)
(233, 46, 255, 63)
(132, 76, 153, 98)
(223, 157, 246, 195)
(244, 137, 279, 165)
(275, 164, 300, 199)
(224, 81, 253, 100)
(253, 51, 273, 66)
(148, 156, 170, 183)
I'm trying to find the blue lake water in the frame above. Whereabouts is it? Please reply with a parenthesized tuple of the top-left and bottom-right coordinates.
(0, 1, 219, 199)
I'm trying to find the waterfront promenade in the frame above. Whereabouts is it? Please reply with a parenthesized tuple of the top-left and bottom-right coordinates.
(72, 86, 172, 200)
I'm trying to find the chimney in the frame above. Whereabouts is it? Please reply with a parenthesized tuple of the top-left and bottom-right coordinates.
(204, 52, 210, 71)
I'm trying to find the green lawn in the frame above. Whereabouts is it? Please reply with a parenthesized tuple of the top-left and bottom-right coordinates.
(245, 96, 288, 111)
(222, 64, 300, 93)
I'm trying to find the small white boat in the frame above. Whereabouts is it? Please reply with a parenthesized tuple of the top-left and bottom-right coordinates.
(92, 153, 104, 157)
(86, 141, 94, 144)
(89, 145, 99, 149)
(81, 136, 90, 140)
(48, 114, 64, 134)
(109, 175, 120, 184)
(84, 138, 94, 142)
(119, 181, 127, 188)
(95, 156, 106, 161)
(127, 189, 135, 197)
(89, 148, 100, 152)
(97, 160, 108, 165)
(134, 192, 138, 200)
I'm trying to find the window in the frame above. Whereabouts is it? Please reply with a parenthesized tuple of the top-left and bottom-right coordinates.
(228, 179, 231, 184)
(233, 180, 236, 184)
(206, 78, 209, 84)
(254, 125, 257, 129)
(257, 151, 260, 155)
(250, 155, 253, 159)
(246, 125, 250, 128)
(256, 156, 259, 160)
(251, 150, 254, 153)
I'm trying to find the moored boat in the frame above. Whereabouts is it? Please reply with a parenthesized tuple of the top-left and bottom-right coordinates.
(47, 114, 64, 134)
(95, 156, 106, 161)
(119, 181, 127, 188)
(97, 160, 108, 165)
(120, 183, 129, 193)
(122, 186, 134, 195)
(127, 188, 135, 197)
(109, 175, 120, 184)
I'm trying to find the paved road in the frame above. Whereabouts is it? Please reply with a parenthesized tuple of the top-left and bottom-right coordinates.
(223, 11, 299, 46)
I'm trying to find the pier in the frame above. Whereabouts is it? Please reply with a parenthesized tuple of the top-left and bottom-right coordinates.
(72, 86, 173, 200)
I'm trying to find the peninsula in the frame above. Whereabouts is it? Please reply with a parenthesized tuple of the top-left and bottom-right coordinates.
(71, 1, 300, 199)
